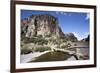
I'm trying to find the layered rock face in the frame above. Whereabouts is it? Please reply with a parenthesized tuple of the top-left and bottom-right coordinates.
(21, 14, 65, 38)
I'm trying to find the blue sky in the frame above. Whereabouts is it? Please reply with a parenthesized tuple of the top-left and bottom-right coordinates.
(21, 10, 89, 40)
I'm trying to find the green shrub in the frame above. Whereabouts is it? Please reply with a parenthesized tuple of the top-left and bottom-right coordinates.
(23, 37, 48, 45)
(35, 47, 51, 52)
(60, 45, 67, 49)
(21, 49, 32, 54)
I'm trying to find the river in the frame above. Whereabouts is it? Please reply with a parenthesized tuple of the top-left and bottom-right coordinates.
(29, 47, 89, 62)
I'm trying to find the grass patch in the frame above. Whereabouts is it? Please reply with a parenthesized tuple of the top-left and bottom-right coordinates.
(21, 49, 32, 54)
(35, 47, 51, 52)
(23, 37, 48, 45)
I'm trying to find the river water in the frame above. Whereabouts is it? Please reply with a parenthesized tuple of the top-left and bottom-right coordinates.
(29, 48, 89, 62)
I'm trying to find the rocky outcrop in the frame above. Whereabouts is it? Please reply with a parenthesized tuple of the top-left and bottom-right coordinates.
(81, 35, 89, 42)
(21, 14, 65, 39)
(65, 33, 78, 42)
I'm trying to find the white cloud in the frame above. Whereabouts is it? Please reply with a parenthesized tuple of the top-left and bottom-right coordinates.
(73, 32, 89, 41)
(56, 11, 67, 15)
(85, 13, 90, 20)
(63, 12, 67, 15)
(72, 32, 82, 40)
(55, 11, 59, 14)
(84, 32, 89, 37)
(68, 13, 72, 16)
(55, 12, 73, 16)
(61, 12, 64, 15)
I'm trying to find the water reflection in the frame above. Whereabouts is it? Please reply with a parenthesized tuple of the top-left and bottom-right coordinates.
(30, 51, 72, 62)
(29, 48, 89, 62)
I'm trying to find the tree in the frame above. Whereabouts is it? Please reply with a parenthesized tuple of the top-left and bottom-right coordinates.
(81, 34, 89, 42)
(85, 35, 89, 42)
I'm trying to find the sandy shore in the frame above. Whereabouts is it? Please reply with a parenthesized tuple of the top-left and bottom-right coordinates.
(21, 47, 89, 63)
(20, 51, 50, 63)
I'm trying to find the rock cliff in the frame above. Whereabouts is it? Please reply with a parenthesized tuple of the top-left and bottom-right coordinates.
(21, 14, 65, 39)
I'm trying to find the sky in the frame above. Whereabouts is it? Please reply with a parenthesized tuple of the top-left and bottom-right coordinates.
(21, 10, 90, 40)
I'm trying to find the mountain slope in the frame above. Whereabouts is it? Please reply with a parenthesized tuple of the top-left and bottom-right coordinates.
(21, 14, 65, 39)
